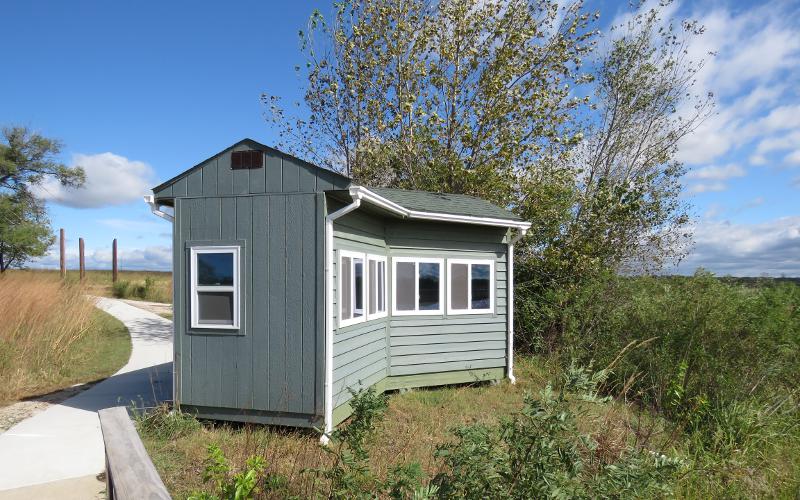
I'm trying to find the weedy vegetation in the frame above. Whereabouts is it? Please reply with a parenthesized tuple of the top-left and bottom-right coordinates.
(0, 272, 131, 404)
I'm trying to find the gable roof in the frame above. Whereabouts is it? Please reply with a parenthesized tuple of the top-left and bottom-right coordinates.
(151, 138, 351, 195)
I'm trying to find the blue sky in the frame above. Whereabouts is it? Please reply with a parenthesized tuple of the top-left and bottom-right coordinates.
(2, 0, 798, 275)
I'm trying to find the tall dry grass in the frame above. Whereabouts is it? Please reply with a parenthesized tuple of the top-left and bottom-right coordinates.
(0, 273, 98, 402)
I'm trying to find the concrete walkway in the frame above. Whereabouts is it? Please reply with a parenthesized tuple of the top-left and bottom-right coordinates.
(0, 298, 172, 494)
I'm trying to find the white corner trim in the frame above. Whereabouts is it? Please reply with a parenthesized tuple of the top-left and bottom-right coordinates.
(506, 228, 527, 384)
(446, 258, 495, 316)
(323, 196, 362, 445)
(349, 186, 531, 230)
(143, 195, 174, 222)
(390, 256, 445, 316)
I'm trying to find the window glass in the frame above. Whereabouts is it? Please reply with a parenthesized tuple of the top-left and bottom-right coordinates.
(450, 263, 469, 310)
(471, 264, 491, 309)
(377, 261, 386, 312)
(368, 260, 377, 315)
(197, 291, 234, 324)
(341, 256, 352, 320)
(197, 253, 233, 285)
(396, 262, 416, 311)
(354, 258, 364, 317)
(418, 262, 440, 310)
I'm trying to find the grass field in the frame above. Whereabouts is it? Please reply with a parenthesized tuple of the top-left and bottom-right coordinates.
(0, 272, 132, 404)
(11, 269, 173, 303)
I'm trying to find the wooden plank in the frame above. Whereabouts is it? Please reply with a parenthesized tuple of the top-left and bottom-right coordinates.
(391, 350, 506, 367)
(392, 340, 506, 356)
(202, 159, 218, 196)
(314, 194, 326, 415)
(177, 199, 191, 403)
(389, 322, 505, 336)
(187, 169, 203, 196)
(334, 337, 386, 368)
(251, 196, 270, 410)
(265, 154, 282, 193)
(268, 195, 288, 411)
(390, 358, 504, 376)
(390, 331, 506, 346)
(298, 162, 318, 192)
(286, 195, 304, 413)
(281, 158, 300, 192)
(301, 195, 317, 414)
(98, 407, 170, 500)
(249, 153, 267, 193)
(217, 151, 233, 196)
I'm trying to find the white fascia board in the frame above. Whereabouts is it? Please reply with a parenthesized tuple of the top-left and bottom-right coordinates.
(349, 186, 531, 230)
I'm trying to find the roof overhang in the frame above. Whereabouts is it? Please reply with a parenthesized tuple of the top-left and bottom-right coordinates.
(347, 185, 531, 230)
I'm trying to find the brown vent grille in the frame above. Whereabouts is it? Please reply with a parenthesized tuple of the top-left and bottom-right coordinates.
(231, 150, 263, 169)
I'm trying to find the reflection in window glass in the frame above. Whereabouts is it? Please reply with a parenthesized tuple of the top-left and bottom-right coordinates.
(197, 253, 234, 285)
(377, 261, 385, 312)
(471, 264, 491, 309)
(396, 262, 416, 310)
(198, 291, 234, 324)
(368, 260, 377, 315)
(354, 258, 364, 317)
(450, 263, 469, 310)
(418, 262, 440, 310)
(341, 256, 352, 320)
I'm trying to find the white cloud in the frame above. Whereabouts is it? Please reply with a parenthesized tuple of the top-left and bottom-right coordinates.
(685, 163, 746, 181)
(29, 244, 171, 271)
(675, 2, 800, 166)
(33, 152, 155, 208)
(785, 150, 800, 166)
(689, 182, 728, 194)
(676, 216, 800, 276)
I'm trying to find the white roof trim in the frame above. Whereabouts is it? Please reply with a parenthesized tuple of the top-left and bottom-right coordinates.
(348, 185, 531, 230)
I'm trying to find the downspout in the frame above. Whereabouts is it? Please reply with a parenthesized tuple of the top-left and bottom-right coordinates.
(144, 195, 175, 222)
(506, 228, 527, 385)
(321, 191, 362, 445)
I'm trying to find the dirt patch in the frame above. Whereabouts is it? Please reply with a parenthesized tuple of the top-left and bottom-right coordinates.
(119, 299, 173, 318)
(0, 383, 95, 433)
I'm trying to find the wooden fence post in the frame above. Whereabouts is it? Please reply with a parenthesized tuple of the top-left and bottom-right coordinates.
(79, 238, 85, 281)
(59, 228, 66, 279)
(112, 238, 118, 283)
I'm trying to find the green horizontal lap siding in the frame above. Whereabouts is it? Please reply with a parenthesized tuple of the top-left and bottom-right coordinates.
(385, 220, 509, 376)
(332, 210, 389, 409)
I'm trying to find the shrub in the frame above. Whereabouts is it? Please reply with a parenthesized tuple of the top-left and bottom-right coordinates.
(188, 444, 287, 500)
(134, 404, 201, 441)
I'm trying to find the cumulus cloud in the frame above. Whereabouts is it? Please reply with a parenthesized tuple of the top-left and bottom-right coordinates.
(29, 244, 171, 271)
(686, 163, 746, 181)
(676, 217, 800, 276)
(689, 182, 728, 194)
(33, 152, 155, 208)
(675, 2, 800, 167)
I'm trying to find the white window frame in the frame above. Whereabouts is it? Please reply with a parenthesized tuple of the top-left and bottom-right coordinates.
(339, 250, 367, 328)
(367, 254, 388, 320)
(391, 257, 445, 316)
(190, 246, 241, 330)
(447, 258, 495, 315)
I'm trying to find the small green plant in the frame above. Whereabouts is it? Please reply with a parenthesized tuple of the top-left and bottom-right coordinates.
(111, 280, 131, 299)
(133, 404, 201, 440)
(188, 444, 286, 500)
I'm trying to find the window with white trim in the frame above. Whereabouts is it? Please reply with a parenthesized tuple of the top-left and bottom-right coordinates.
(367, 255, 387, 319)
(447, 259, 494, 314)
(392, 257, 444, 315)
(190, 246, 240, 329)
(339, 250, 365, 327)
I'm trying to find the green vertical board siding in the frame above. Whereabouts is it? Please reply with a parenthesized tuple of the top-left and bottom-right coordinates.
(331, 210, 389, 408)
(163, 144, 346, 424)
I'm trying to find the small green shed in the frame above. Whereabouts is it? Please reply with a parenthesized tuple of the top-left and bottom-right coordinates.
(146, 139, 530, 442)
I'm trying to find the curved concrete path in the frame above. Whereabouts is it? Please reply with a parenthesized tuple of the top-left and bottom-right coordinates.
(0, 298, 172, 494)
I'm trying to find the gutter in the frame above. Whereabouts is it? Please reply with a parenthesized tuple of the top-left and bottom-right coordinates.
(321, 187, 363, 445)
(506, 227, 527, 384)
(143, 195, 175, 222)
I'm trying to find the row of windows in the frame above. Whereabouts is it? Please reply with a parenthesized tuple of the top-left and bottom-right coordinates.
(185, 246, 497, 331)
(339, 253, 495, 328)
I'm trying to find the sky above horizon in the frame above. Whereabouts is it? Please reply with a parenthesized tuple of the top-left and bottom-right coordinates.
(2, 0, 798, 276)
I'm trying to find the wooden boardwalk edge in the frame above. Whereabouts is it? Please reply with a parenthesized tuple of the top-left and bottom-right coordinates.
(98, 406, 171, 500)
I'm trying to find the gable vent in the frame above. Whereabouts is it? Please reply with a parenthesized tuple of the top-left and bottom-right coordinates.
(231, 150, 264, 169)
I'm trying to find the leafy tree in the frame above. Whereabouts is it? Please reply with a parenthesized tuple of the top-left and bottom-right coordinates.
(0, 127, 84, 271)
(265, 0, 598, 206)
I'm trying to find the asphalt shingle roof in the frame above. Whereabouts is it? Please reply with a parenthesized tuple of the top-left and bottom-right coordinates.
(366, 187, 523, 222)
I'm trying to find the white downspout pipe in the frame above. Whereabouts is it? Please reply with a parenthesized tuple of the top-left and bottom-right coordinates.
(143, 195, 175, 222)
(321, 192, 362, 445)
(506, 228, 527, 384)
